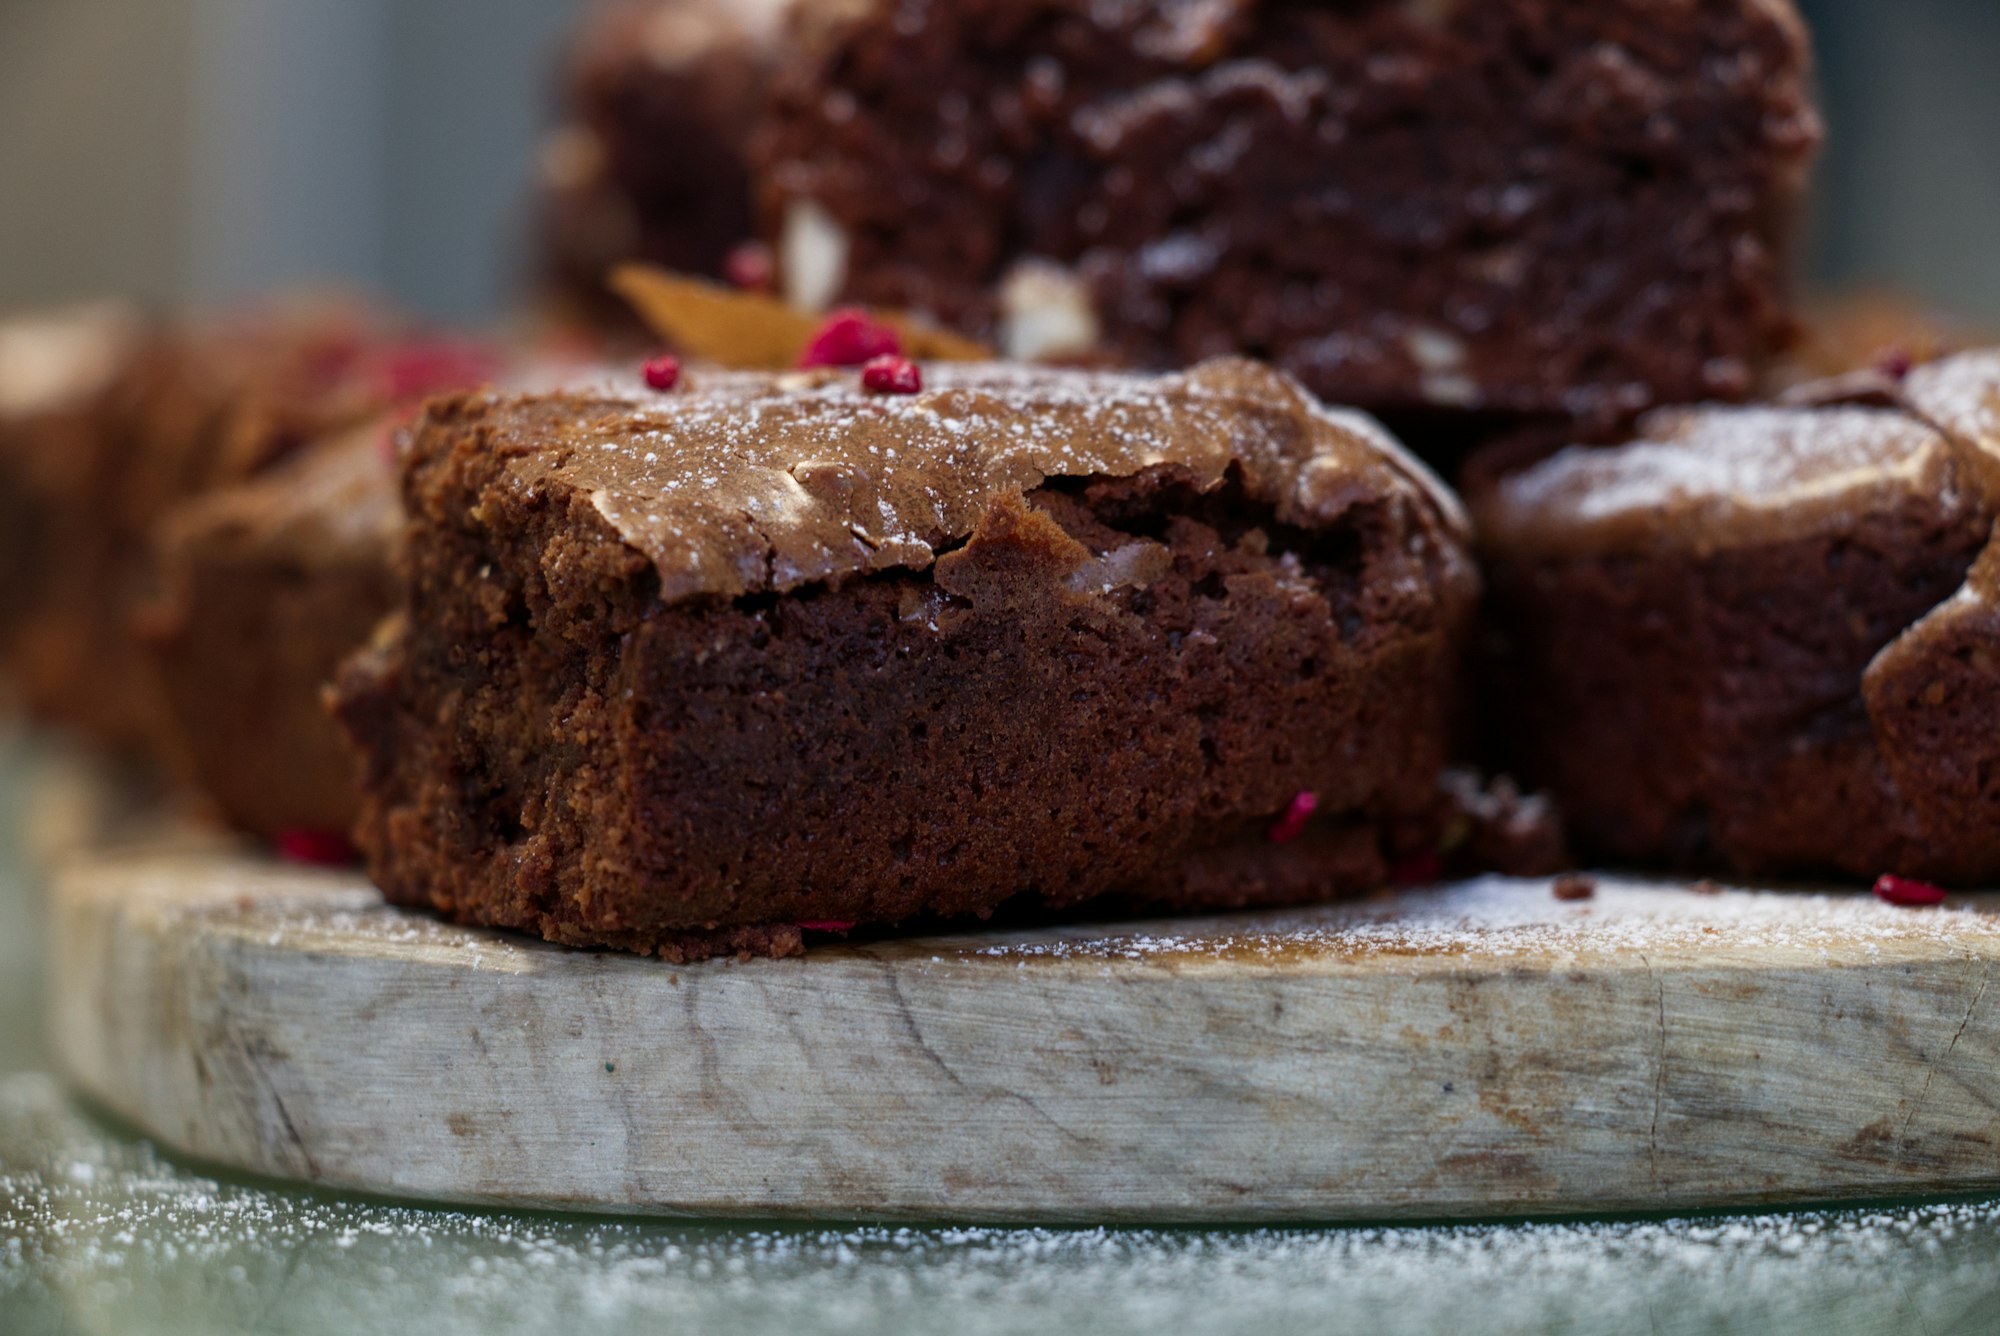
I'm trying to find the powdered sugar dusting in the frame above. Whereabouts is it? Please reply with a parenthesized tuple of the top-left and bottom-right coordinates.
(1488, 405, 1958, 554)
(966, 876, 2000, 965)
(1907, 348, 2000, 455)
(5, 1070, 2000, 1334)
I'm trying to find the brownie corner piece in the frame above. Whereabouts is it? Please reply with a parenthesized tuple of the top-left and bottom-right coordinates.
(335, 360, 1476, 958)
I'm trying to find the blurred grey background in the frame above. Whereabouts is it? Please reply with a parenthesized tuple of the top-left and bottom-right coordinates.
(0, 0, 1996, 325)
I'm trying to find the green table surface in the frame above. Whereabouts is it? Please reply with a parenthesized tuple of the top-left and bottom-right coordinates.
(4, 732, 2000, 1335)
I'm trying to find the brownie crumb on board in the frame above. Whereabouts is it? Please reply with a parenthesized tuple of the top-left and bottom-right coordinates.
(1551, 874, 1597, 903)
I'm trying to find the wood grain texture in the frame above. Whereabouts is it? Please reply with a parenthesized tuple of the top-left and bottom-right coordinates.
(46, 850, 2000, 1223)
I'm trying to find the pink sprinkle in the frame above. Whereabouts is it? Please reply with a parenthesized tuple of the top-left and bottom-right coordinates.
(275, 829, 359, 867)
(1266, 791, 1319, 845)
(1875, 346, 1915, 381)
(642, 353, 681, 391)
(1874, 874, 1948, 907)
(1391, 852, 1444, 887)
(861, 354, 922, 395)
(798, 920, 856, 933)
(798, 308, 901, 368)
(724, 242, 775, 292)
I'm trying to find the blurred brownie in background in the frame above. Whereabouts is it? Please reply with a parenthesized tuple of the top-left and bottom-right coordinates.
(0, 295, 496, 759)
(756, 0, 1821, 446)
(0, 302, 151, 721)
(142, 423, 403, 843)
(140, 342, 574, 844)
(537, 0, 797, 328)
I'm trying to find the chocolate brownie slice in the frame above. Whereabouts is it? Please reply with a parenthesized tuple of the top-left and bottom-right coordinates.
(1475, 350, 2000, 883)
(0, 297, 494, 756)
(143, 422, 402, 840)
(756, 0, 1820, 438)
(0, 303, 152, 716)
(334, 358, 1476, 959)
(538, 0, 794, 327)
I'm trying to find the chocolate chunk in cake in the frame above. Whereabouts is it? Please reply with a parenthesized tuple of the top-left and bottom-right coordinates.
(334, 358, 1476, 958)
(1475, 349, 2000, 884)
(755, 0, 1820, 440)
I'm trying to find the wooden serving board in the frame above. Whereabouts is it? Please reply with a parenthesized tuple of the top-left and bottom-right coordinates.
(46, 850, 2000, 1223)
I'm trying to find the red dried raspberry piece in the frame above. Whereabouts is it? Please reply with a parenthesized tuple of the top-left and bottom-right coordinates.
(798, 308, 901, 368)
(642, 353, 682, 391)
(724, 242, 775, 292)
(798, 920, 857, 933)
(1266, 791, 1319, 845)
(861, 354, 923, 395)
(1875, 346, 1915, 381)
(1873, 874, 1947, 907)
(275, 829, 359, 867)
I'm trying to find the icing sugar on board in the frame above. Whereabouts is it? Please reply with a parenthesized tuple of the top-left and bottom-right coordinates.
(46, 850, 2000, 1223)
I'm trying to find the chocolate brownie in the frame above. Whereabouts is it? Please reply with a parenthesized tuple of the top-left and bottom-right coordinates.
(334, 358, 1476, 959)
(755, 0, 1820, 439)
(0, 297, 494, 755)
(538, 0, 795, 326)
(142, 421, 402, 840)
(1475, 349, 2000, 884)
(0, 303, 151, 711)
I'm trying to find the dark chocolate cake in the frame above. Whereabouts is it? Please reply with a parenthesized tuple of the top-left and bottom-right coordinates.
(756, 0, 1821, 440)
(1476, 349, 2000, 884)
(538, 0, 795, 325)
(335, 358, 1479, 958)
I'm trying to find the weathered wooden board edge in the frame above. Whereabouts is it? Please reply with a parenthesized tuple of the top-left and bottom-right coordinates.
(46, 853, 2000, 1224)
